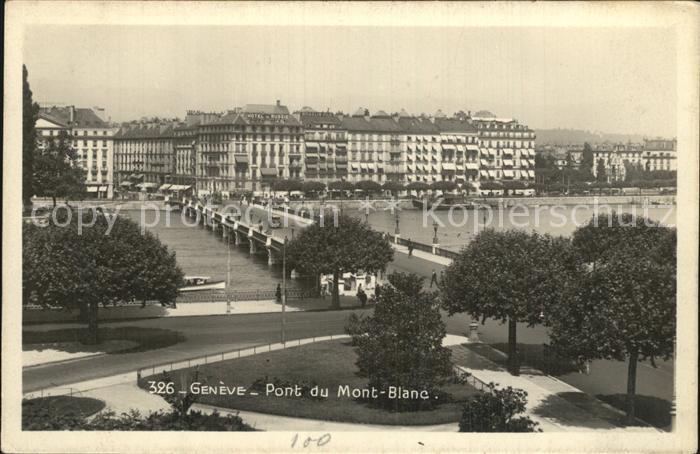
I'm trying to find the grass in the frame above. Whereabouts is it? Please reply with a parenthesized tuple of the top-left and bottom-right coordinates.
(23, 396, 105, 424)
(139, 339, 479, 426)
(23, 326, 185, 353)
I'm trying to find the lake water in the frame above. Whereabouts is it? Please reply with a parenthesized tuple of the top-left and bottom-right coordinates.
(123, 202, 676, 288)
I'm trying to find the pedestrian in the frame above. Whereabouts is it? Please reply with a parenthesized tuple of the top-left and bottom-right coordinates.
(275, 283, 282, 303)
(430, 269, 438, 288)
(357, 286, 368, 308)
(407, 238, 414, 257)
(439, 269, 444, 284)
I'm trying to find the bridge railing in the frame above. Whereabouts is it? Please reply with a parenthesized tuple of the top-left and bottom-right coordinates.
(395, 236, 460, 260)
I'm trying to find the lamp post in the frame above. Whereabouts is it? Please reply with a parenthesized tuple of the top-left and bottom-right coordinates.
(432, 220, 439, 244)
(281, 235, 287, 344)
(394, 211, 400, 235)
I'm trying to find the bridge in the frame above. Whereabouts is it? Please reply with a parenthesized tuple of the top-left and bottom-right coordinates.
(168, 198, 315, 266)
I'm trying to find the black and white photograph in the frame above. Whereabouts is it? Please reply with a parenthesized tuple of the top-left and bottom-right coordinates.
(2, 2, 698, 453)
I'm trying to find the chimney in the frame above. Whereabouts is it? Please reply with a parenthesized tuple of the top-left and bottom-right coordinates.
(69, 105, 75, 123)
(276, 100, 281, 107)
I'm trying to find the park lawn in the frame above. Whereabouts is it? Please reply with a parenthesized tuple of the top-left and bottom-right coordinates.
(23, 326, 185, 353)
(140, 339, 479, 426)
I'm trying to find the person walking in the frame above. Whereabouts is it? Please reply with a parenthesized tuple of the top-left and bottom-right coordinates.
(407, 238, 414, 257)
(275, 283, 282, 303)
(430, 269, 438, 288)
(357, 285, 368, 308)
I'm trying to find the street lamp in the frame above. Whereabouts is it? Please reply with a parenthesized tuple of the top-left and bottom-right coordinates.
(432, 220, 439, 244)
(394, 211, 400, 235)
(281, 235, 287, 345)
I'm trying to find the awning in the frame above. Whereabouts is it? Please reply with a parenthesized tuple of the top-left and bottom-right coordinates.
(489, 149, 497, 156)
(528, 170, 536, 178)
(159, 184, 172, 191)
(503, 169, 515, 178)
(132, 174, 144, 180)
(351, 164, 359, 171)
(442, 144, 455, 151)
(521, 160, 529, 168)
(466, 145, 480, 151)
(431, 165, 439, 172)
(503, 159, 514, 167)
(407, 164, 414, 172)
(480, 159, 490, 166)
(335, 163, 347, 168)
(528, 149, 536, 157)
(305, 153, 319, 159)
(235, 156, 249, 164)
(260, 168, 278, 177)
(502, 148, 514, 155)
(170, 185, 192, 191)
(488, 170, 497, 178)
(466, 162, 479, 170)
(87, 186, 98, 193)
(441, 163, 456, 171)
(360, 163, 368, 170)
(480, 170, 490, 178)
(120, 181, 132, 187)
(98, 186, 108, 192)
(305, 142, 319, 149)
(456, 144, 466, 152)
(137, 182, 158, 189)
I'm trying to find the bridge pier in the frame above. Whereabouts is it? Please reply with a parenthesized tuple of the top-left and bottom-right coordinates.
(267, 248, 280, 266)
(249, 238, 258, 254)
(222, 224, 228, 239)
(234, 227, 242, 246)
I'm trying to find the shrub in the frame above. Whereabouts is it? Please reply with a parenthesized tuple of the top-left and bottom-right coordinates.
(459, 386, 540, 432)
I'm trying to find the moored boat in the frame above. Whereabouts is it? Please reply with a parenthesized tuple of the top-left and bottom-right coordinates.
(179, 276, 227, 292)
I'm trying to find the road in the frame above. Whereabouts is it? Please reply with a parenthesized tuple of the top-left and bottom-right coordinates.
(24, 233, 673, 409)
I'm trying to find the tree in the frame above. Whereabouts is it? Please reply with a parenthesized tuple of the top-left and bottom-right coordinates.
(406, 181, 430, 192)
(382, 181, 404, 197)
(301, 180, 326, 195)
(328, 180, 354, 192)
(271, 178, 303, 195)
(346, 272, 453, 410)
(580, 142, 594, 179)
(459, 385, 540, 432)
(354, 180, 382, 193)
(23, 65, 40, 211)
(440, 229, 574, 375)
(430, 180, 458, 192)
(549, 214, 676, 423)
(595, 158, 607, 183)
(286, 215, 393, 308)
(33, 130, 85, 206)
(23, 210, 184, 344)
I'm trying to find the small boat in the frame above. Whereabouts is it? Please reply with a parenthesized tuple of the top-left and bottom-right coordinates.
(179, 276, 227, 292)
(411, 196, 482, 211)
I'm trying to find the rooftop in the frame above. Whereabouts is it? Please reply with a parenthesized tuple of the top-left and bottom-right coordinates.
(39, 106, 108, 129)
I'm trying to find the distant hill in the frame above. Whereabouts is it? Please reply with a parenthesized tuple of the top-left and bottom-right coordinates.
(535, 128, 645, 145)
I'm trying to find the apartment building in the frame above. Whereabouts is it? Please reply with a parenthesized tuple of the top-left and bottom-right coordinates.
(113, 122, 175, 193)
(36, 105, 117, 198)
(298, 108, 347, 183)
(472, 113, 536, 183)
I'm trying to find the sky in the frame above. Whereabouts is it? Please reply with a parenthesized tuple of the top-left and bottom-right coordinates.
(24, 25, 677, 136)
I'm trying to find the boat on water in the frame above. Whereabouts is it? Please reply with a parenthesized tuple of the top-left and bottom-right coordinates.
(179, 276, 227, 292)
(411, 195, 484, 210)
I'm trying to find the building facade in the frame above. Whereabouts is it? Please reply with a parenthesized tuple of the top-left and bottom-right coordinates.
(472, 114, 536, 184)
(113, 123, 175, 194)
(195, 101, 304, 196)
(298, 108, 347, 183)
(36, 105, 117, 199)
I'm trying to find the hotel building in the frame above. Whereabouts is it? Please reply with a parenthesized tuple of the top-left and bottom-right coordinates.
(36, 105, 117, 198)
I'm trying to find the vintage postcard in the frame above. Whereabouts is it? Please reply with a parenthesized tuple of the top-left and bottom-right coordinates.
(2, 1, 698, 453)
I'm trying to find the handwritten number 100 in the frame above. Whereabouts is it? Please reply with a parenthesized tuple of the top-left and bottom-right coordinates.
(291, 433, 331, 448)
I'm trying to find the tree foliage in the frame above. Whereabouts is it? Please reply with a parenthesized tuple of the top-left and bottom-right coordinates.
(431, 180, 458, 191)
(406, 181, 430, 191)
(381, 181, 405, 195)
(440, 229, 575, 374)
(595, 158, 607, 182)
(354, 180, 382, 193)
(459, 386, 540, 432)
(271, 178, 303, 193)
(328, 180, 355, 192)
(346, 272, 454, 411)
(549, 213, 676, 423)
(23, 210, 184, 343)
(301, 180, 326, 194)
(33, 130, 86, 206)
(286, 214, 393, 308)
(23, 65, 40, 209)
